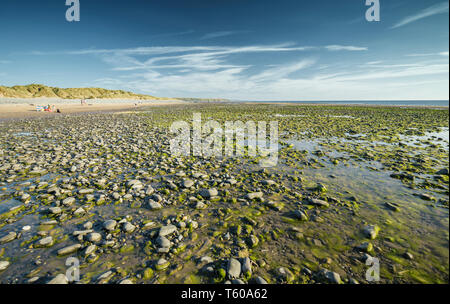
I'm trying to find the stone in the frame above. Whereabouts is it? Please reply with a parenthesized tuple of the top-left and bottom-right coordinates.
(362, 225, 380, 240)
(385, 202, 400, 212)
(97, 270, 114, 284)
(252, 276, 268, 284)
(417, 193, 435, 201)
(87, 232, 102, 243)
(62, 197, 75, 206)
(293, 210, 308, 221)
(155, 258, 170, 271)
(47, 274, 68, 284)
(156, 235, 171, 248)
(20, 193, 31, 202)
(78, 188, 94, 195)
(307, 198, 330, 208)
(245, 192, 263, 200)
(247, 235, 259, 248)
(356, 242, 373, 253)
(73, 207, 85, 216)
(265, 201, 284, 211)
(404, 252, 414, 260)
(198, 256, 214, 264)
(37, 236, 54, 247)
(73, 229, 93, 236)
(123, 222, 136, 233)
(148, 200, 162, 210)
(151, 194, 163, 202)
(112, 192, 121, 200)
(241, 257, 252, 276)
(275, 267, 294, 282)
(27, 277, 40, 283)
(145, 186, 155, 195)
(436, 168, 449, 175)
(127, 180, 143, 190)
(261, 180, 276, 186)
(157, 247, 170, 253)
(182, 179, 194, 188)
(317, 268, 342, 284)
(0, 261, 10, 271)
(195, 201, 206, 209)
(85, 244, 97, 256)
(48, 207, 62, 214)
(22, 225, 31, 231)
(0, 232, 17, 244)
(159, 224, 177, 237)
(199, 188, 218, 199)
(227, 258, 241, 279)
(103, 219, 117, 231)
(57, 244, 82, 256)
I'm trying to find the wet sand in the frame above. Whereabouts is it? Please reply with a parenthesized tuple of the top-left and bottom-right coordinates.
(0, 100, 187, 120)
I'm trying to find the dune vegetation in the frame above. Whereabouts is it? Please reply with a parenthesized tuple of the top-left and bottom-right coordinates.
(0, 84, 168, 100)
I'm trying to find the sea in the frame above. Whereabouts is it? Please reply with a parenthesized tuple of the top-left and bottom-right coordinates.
(244, 100, 449, 107)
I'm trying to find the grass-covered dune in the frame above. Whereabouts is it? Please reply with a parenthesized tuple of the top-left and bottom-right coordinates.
(0, 84, 169, 100)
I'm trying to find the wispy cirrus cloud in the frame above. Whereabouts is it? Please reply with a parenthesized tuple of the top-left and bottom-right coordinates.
(92, 44, 363, 72)
(61, 44, 318, 72)
(149, 30, 195, 39)
(200, 30, 250, 40)
(406, 51, 449, 57)
(391, 1, 449, 29)
(249, 59, 316, 82)
(30, 44, 366, 57)
(325, 45, 368, 51)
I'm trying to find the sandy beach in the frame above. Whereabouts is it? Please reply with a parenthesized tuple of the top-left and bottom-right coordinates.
(0, 100, 187, 119)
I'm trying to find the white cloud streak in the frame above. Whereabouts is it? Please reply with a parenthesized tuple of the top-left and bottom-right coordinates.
(406, 51, 449, 57)
(200, 31, 250, 40)
(325, 45, 368, 51)
(391, 1, 449, 29)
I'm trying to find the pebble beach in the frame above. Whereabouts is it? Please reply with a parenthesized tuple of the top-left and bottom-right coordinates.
(0, 103, 448, 284)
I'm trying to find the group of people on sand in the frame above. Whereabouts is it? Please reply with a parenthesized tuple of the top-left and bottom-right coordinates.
(36, 104, 61, 113)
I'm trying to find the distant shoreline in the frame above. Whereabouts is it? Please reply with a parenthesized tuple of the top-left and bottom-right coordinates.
(240, 101, 449, 109)
(238, 100, 449, 107)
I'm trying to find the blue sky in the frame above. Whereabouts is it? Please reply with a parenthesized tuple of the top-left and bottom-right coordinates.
(0, 0, 448, 100)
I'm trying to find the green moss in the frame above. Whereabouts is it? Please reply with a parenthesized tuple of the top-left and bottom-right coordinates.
(143, 268, 154, 280)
